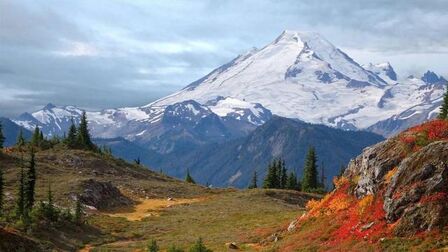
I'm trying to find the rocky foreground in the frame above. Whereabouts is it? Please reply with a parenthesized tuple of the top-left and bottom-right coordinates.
(279, 119, 448, 251)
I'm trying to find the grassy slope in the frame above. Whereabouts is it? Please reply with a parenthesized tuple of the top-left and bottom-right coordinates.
(91, 189, 316, 251)
(0, 147, 317, 251)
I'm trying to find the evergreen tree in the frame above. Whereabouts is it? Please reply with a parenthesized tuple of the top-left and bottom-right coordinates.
(0, 166, 4, 215)
(438, 84, 448, 119)
(263, 161, 276, 188)
(147, 240, 159, 252)
(0, 122, 5, 149)
(77, 111, 94, 150)
(189, 238, 212, 252)
(185, 169, 196, 184)
(286, 171, 298, 190)
(66, 118, 77, 148)
(301, 146, 319, 192)
(15, 165, 25, 219)
(16, 129, 26, 148)
(74, 195, 83, 225)
(44, 183, 57, 221)
(280, 160, 287, 189)
(31, 126, 40, 146)
(39, 131, 44, 145)
(248, 171, 258, 189)
(24, 150, 36, 211)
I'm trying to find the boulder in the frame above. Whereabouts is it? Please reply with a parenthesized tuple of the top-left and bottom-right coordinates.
(79, 179, 134, 210)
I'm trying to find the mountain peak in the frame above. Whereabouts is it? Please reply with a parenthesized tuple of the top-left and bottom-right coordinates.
(274, 30, 325, 45)
(421, 70, 442, 84)
(43, 103, 56, 110)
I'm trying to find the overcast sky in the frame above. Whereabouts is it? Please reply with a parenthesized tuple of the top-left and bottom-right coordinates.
(1, 0, 447, 117)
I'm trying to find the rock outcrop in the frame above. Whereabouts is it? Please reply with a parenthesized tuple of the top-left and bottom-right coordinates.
(79, 179, 134, 210)
(343, 120, 448, 236)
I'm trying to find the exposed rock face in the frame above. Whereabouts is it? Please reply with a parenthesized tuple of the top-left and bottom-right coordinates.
(344, 135, 448, 236)
(79, 179, 133, 210)
(344, 138, 403, 198)
(384, 142, 448, 235)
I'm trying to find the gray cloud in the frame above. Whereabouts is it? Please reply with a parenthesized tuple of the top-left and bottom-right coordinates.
(0, 0, 447, 117)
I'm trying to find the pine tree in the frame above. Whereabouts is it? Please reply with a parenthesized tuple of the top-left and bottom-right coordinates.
(66, 118, 77, 148)
(16, 129, 26, 148)
(147, 240, 159, 252)
(24, 150, 36, 211)
(263, 161, 275, 188)
(286, 171, 298, 190)
(74, 195, 83, 225)
(301, 146, 319, 192)
(248, 171, 258, 189)
(44, 183, 57, 221)
(0, 166, 4, 215)
(280, 160, 287, 189)
(77, 111, 94, 150)
(15, 165, 25, 219)
(189, 238, 212, 252)
(0, 122, 5, 149)
(438, 84, 448, 119)
(31, 126, 40, 146)
(185, 169, 196, 184)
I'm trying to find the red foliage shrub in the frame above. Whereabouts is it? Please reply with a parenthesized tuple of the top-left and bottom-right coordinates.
(420, 192, 448, 204)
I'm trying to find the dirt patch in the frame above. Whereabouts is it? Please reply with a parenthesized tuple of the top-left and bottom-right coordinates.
(104, 197, 206, 221)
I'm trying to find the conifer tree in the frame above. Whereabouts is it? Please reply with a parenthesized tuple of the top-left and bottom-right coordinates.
(0, 166, 4, 215)
(16, 129, 26, 148)
(280, 160, 287, 189)
(185, 169, 196, 184)
(0, 122, 5, 149)
(286, 171, 298, 190)
(31, 126, 40, 146)
(263, 161, 277, 188)
(248, 171, 258, 189)
(24, 150, 36, 211)
(44, 183, 57, 221)
(15, 165, 25, 219)
(77, 111, 94, 150)
(74, 195, 83, 225)
(438, 85, 448, 119)
(302, 146, 319, 192)
(66, 118, 77, 148)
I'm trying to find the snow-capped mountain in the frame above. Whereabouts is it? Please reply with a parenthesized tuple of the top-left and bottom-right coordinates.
(144, 30, 446, 133)
(13, 99, 270, 154)
(13, 30, 446, 140)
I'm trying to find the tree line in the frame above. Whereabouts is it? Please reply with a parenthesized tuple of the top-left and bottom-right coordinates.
(249, 146, 326, 193)
(0, 149, 84, 230)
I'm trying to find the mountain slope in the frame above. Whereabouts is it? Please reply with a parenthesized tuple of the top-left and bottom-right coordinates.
(147, 116, 384, 188)
(0, 117, 32, 147)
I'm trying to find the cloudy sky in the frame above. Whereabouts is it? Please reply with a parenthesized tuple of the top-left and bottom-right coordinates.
(1, 0, 447, 117)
